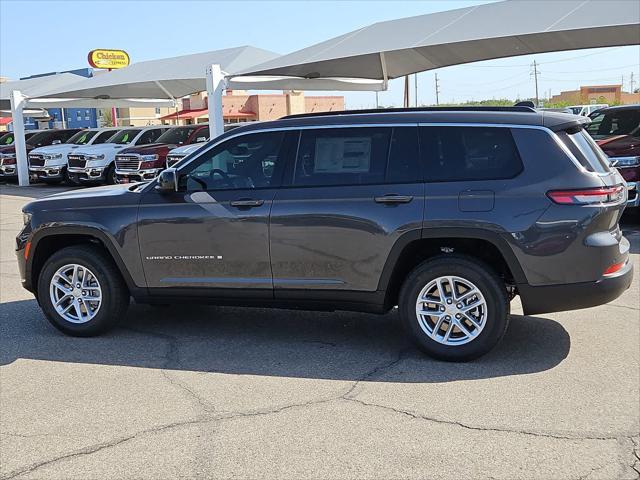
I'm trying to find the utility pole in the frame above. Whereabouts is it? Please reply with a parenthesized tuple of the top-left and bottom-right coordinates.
(530, 60, 540, 107)
(414, 73, 418, 107)
(434, 73, 440, 106)
(630, 72, 636, 93)
(375, 91, 379, 109)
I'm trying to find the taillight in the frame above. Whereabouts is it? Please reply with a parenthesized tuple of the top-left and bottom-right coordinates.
(547, 185, 625, 205)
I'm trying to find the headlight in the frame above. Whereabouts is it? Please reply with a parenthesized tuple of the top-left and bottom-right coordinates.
(611, 156, 640, 167)
(86, 154, 105, 160)
(140, 154, 158, 161)
(22, 212, 32, 226)
(44, 153, 63, 160)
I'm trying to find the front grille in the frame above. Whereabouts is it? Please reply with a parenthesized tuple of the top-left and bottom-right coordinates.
(115, 155, 141, 171)
(29, 154, 45, 167)
(166, 155, 184, 168)
(68, 155, 87, 168)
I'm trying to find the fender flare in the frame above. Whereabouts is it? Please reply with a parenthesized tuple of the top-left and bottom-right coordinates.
(376, 227, 527, 293)
(27, 224, 137, 292)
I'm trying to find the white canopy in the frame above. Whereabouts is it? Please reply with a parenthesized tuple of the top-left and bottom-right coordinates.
(231, 0, 640, 84)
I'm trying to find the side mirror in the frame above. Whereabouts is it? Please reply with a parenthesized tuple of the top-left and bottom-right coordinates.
(51, 140, 62, 145)
(155, 168, 178, 192)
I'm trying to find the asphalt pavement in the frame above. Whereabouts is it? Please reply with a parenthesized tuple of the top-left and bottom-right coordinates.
(1, 183, 638, 480)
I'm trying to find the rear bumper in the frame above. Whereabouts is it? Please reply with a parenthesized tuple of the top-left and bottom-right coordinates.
(519, 259, 634, 315)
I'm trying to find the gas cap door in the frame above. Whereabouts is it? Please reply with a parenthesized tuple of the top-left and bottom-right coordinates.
(458, 190, 495, 212)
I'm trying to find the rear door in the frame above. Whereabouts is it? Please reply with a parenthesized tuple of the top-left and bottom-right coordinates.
(269, 125, 424, 297)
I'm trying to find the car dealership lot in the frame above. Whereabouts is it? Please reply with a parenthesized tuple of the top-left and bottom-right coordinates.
(1, 184, 638, 480)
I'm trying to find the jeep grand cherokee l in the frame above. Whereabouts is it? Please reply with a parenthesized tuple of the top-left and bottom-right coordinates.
(587, 104, 640, 209)
(16, 107, 633, 361)
(115, 124, 209, 183)
(0, 129, 83, 179)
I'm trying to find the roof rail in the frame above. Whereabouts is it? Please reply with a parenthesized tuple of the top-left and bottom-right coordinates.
(282, 106, 537, 119)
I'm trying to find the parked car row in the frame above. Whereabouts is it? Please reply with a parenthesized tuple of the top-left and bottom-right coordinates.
(0, 124, 211, 185)
(587, 104, 640, 209)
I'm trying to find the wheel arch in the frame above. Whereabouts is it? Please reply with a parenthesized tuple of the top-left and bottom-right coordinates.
(378, 228, 527, 309)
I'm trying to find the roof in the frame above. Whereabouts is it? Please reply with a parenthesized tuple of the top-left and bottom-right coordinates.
(212, 108, 590, 138)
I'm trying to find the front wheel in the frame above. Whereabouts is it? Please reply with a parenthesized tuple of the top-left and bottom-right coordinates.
(106, 163, 117, 185)
(398, 255, 509, 362)
(37, 245, 129, 336)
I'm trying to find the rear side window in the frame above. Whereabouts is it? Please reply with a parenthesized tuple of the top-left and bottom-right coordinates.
(292, 127, 420, 187)
(558, 128, 611, 174)
(420, 126, 523, 182)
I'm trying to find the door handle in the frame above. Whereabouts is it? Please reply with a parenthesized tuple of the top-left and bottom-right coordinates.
(230, 198, 265, 208)
(374, 194, 413, 204)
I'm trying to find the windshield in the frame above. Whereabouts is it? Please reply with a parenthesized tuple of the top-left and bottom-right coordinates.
(586, 109, 640, 140)
(569, 107, 583, 115)
(0, 132, 14, 145)
(26, 131, 54, 147)
(108, 129, 141, 145)
(156, 126, 202, 145)
(93, 130, 120, 144)
(66, 130, 98, 145)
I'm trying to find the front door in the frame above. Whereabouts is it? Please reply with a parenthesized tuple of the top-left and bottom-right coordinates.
(138, 130, 292, 296)
(269, 126, 424, 296)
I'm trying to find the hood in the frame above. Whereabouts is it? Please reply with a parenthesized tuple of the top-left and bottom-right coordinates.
(29, 143, 78, 155)
(75, 143, 128, 155)
(118, 143, 176, 155)
(169, 142, 206, 156)
(596, 135, 639, 157)
(24, 183, 145, 212)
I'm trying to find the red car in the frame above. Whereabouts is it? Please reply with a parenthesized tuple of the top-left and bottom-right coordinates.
(114, 124, 209, 183)
(587, 105, 640, 209)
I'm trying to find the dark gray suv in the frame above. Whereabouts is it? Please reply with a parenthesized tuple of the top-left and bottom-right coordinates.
(16, 107, 634, 361)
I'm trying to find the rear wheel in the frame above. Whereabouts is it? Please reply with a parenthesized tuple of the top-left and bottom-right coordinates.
(37, 245, 129, 336)
(398, 255, 509, 362)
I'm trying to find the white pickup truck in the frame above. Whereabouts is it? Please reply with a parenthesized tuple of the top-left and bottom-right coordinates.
(28, 128, 121, 184)
(67, 125, 169, 185)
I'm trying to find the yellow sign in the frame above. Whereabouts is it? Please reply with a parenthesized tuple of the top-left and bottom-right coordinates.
(87, 49, 130, 69)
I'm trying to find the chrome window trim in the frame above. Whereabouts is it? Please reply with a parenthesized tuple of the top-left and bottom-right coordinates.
(141, 121, 603, 192)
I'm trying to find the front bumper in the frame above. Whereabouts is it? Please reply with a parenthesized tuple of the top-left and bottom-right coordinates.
(519, 258, 634, 315)
(0, 164, 17, 177)
(29, 166, 65, 181)
(68, 166, 106, 183)
(116, 168, 162, 183)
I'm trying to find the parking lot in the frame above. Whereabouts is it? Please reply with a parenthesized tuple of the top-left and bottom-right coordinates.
(0, 183, 638, 480)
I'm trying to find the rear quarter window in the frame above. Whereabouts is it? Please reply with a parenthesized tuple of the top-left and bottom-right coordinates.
(419, 126, 523, 182)
(557, 128, 611, 174)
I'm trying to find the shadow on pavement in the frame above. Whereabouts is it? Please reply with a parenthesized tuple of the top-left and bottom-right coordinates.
(0, 183, 81, 199)
(0, 299, 570, 382)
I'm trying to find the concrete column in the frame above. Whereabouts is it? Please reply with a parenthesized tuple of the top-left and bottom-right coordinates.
(9, 90, 29, 186)
(206, 64, 225, 139)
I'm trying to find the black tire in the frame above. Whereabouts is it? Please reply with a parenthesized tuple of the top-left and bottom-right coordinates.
(106, 163, 116, 185)
(37, 245, 129, 336)
(398, 255, 509, 362)
(63, 168, 77, 186)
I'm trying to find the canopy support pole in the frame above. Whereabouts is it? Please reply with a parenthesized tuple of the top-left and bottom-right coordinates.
(379, 52, 389, 90)
(10, 90, 29, 186)
(206, 64, 225, 139)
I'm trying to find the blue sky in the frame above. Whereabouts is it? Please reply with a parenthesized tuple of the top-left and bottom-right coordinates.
(1, 0, 638, 107)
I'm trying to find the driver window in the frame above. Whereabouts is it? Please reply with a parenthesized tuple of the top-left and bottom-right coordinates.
(183, 131, 285, 191)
